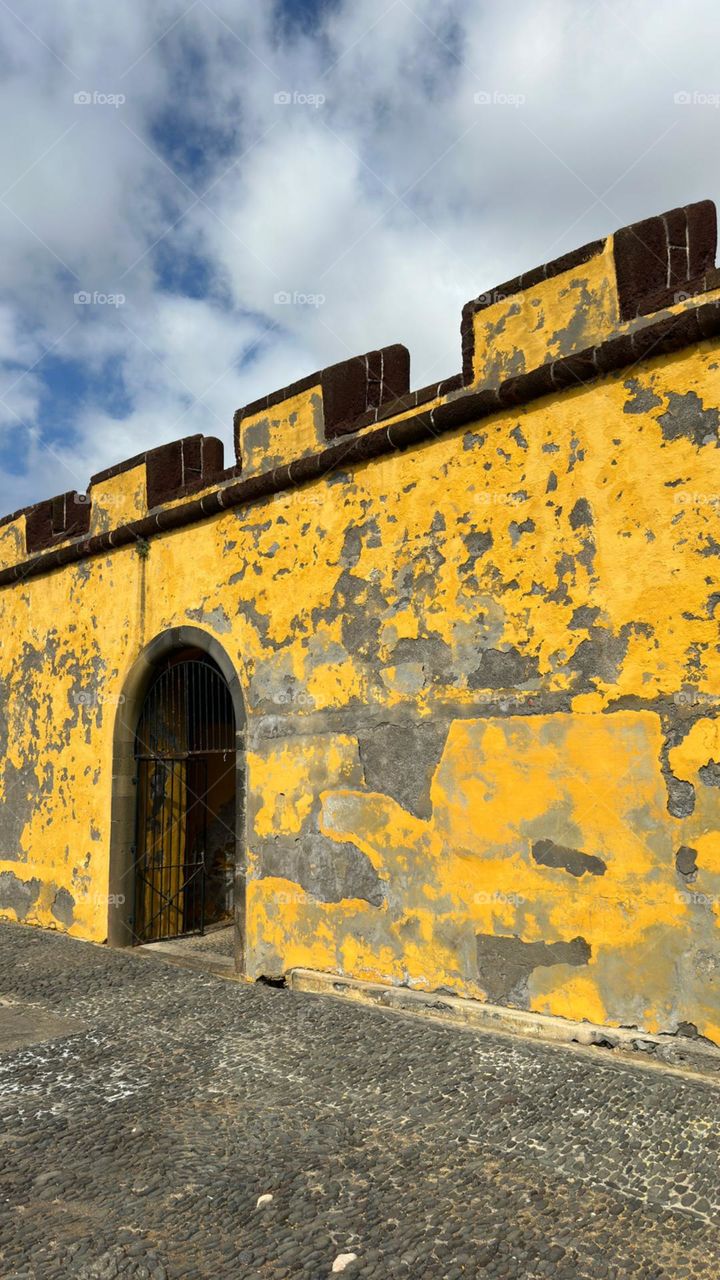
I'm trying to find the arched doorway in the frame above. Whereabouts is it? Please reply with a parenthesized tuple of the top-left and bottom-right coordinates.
(108, 627, 246, 972)
(133, 649, 236, 943)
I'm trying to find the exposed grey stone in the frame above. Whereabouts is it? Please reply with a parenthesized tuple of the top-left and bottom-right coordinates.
(569, 605, 601, 630)
(51, 887, 75, 927)
(475, 932, 591, 1005)
(567, 626, 628, 685)
(508, 519, 535, 546)
(0, 871, 41, 920)
(467, 647, 539, 690)
(459, 530, 493, 573)
(658, 390, 720, 447)
(388, 634, 453, 683)
(532, 838, 606, 878)
(357, 721, 448, 820)
(256, 813, 384, 906)
(623, 378, 662, 415)
(676, 845, 698, 877)
(667, 775, 696, 819)
(569, 498, 594, 529)
(462, 431, 486, 450)
(185, 605, 232, 634)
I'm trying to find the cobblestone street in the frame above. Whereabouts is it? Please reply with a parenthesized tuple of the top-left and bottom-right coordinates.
(1, 922, 719, 1280)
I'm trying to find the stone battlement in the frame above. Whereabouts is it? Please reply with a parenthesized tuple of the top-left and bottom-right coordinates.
(2, 198, 719, 581)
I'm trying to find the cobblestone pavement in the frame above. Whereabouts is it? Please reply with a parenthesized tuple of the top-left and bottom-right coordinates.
(137, 925, 236, 969)
(164, 924, 235, 956)
(1, 922, 719, 1280)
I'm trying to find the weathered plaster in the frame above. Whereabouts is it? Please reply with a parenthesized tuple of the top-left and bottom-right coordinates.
(1, 207, 719, 1047)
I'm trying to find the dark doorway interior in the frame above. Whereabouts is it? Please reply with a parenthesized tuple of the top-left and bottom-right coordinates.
(133, 648, 237, 943)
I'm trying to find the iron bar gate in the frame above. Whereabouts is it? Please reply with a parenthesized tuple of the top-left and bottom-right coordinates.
(133, 656, 235, 943)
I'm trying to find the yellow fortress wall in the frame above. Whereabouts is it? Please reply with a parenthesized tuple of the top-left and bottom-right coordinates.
(1, 199, 719, 1045)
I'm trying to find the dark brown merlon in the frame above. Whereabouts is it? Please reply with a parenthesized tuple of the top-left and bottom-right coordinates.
(25, 491, 91, 555)
(91, 437, 238, 492)
(233, 344, 412, 453)
(2, 298, 720, 589)
(145, 435, 224, 509)
(330, 372, 465, 437)
(9, 435, 227, 558)
(619, 266, 720, 321)
(614, 200, 717, 321)
(321, 344, 410, 437)
(459, 199, 718, 382)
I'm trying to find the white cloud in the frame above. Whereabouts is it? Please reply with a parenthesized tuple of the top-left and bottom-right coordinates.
(1, 0, 720, 516)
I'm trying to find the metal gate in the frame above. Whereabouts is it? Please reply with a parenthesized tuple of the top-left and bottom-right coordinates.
(133, 657, 235, 943)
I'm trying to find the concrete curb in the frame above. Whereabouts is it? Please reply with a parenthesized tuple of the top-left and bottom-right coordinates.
(288, 968, 720, 1083)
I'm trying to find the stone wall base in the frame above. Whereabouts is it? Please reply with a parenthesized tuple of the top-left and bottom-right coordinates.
(288, 968, 720, 1084)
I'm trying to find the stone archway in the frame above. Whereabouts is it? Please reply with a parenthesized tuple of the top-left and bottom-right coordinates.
(107, 626, 246, 973)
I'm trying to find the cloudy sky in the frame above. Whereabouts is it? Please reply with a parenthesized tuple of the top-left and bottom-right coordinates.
(1, 0, 718, 514)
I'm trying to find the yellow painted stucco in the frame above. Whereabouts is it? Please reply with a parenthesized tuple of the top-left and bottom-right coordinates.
(471, 239, 620, 385)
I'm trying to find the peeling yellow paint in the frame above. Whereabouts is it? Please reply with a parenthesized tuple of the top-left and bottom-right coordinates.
(471, 240, 619, 385)
(1, 236, 720, 1048)
(669, 717, 720, 781)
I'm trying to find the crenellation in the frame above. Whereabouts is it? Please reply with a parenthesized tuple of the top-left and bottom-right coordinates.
(233, 343, 412, 476)
(25, 490, 91, 555)
(321, 344, 410, 437)
(145, 434, 225, 508)
(2, 292, 720, 586)
(3, 199, 720, 571)
(614, 199, 717, 318)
